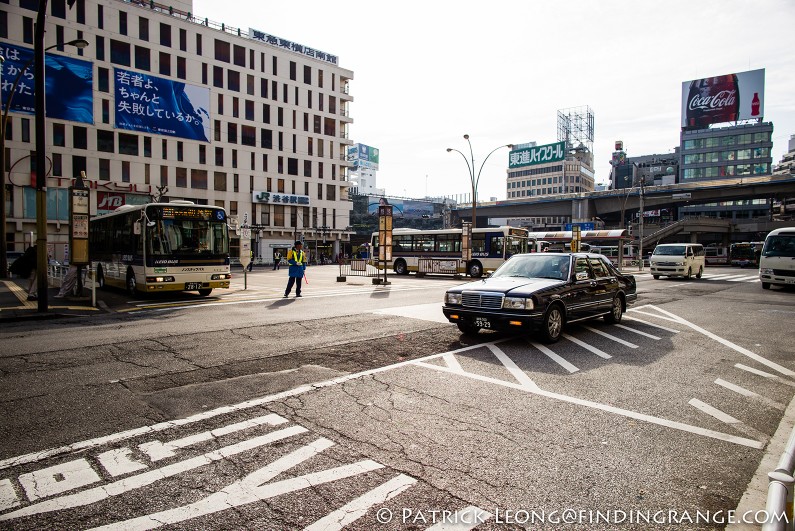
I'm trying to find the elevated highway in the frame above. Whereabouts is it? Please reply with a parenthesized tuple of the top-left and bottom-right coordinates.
(452, 174, 795, 226)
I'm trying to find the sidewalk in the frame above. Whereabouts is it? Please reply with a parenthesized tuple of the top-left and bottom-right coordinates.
(0, 278, 101, 322)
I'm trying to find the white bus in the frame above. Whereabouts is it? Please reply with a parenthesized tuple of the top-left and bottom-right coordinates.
(371, 226, 530, 277)
(704, 244, 729, 265)
(90, 201, 232, 297)
(589, 245, 639, 266)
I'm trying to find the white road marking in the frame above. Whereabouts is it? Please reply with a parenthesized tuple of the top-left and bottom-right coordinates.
(626, 309, 683, 324)
(0, 426, 308, 521)
(614, 324, 661, 340)
(303, 474, 417, 531)
(646, 304, 795, 378)
(689, 398, 739, 424)
(373, 302, 449, 324)
(529, 341, 579, 373)
(562, 333, 611, 359)
(414, 362, 763, 448)
(580, 326, 639, 348)
(729, 275, 760, 282)
(714, 275, 750, 281)
(702, 274, 733, 280)
(425, 506, 494, 530)
(0, 479, 20, 511)
(735, 363, 778, 379)
(442, 353, 464, 372)
(487, 344, 539, 389)
(622, 316, 680, 334)
(18, 458, 101, 502)
(89, 439, 383, 531)
(96, 448, 148, 477)
(138, 414, 287, 462)
(714, 378, 786, 411)
(0, 341, 497, 472)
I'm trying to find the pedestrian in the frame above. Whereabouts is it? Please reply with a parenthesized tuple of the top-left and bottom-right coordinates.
(273, 251, 282, 270)
(283, 241, 307, 298)
(10, 245, 38, 300)
(55, 264, 79, 298)
(247, 250, 254, 272)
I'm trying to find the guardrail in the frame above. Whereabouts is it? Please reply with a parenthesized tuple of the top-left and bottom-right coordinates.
(417, 258, 463, 278)
(337, 259, 380, 280)
(48, 264, 97, 306)
(763, 427, 795, 530)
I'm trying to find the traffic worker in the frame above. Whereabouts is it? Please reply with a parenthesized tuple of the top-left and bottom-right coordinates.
(284, 241, 308, 298)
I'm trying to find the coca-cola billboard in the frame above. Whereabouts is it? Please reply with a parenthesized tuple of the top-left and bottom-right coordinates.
(681, 69, 765, 129)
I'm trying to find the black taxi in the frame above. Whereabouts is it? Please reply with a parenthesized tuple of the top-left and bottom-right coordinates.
(442, 253, 637, 342)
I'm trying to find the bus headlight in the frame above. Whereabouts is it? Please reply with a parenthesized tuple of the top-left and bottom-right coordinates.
(760, 268, 773, 275)
(146, 276, 175, 283)
(503, 297, 532, 310)
(445, 292, 462, 305)
(211, 273, 232, 280)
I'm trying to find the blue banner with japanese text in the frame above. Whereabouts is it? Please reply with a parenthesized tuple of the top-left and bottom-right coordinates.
(0, 42, 93, 124)
(114, 68, 211, 142)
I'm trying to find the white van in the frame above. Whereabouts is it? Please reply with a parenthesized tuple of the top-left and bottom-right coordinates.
(759, 228, 795, 289)
(650, 243, 705, 280)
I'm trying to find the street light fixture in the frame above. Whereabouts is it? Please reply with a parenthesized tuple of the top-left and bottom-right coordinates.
(0, 38, 88, 283)
(446, 135, 512, 229)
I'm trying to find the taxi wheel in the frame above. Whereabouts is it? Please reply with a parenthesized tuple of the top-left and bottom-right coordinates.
(540, 304, 564, 343)
(456, 322, 480, 336)
(684, 267, 692, 280)
(604, 295, 623, 324)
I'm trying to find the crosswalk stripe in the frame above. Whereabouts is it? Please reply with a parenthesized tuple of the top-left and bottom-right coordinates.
(729, 275, 759, 282)
(614, 324, 661, 340)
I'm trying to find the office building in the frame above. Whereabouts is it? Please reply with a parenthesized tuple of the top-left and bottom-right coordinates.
(1, 0, 355, 263)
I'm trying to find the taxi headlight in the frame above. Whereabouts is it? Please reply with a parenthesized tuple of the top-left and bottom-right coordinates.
(445, 292, 462, 305)
(503, 297, 532, 310)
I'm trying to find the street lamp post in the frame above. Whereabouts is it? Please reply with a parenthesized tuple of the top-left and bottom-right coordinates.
(0, 38, 88, 287)
(446, 135, 512, 229)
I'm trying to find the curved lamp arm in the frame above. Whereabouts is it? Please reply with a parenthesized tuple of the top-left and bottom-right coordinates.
(446, 147, 474, 185)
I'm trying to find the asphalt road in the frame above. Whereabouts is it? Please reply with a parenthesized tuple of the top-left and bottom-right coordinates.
(0, 265, 793, 529)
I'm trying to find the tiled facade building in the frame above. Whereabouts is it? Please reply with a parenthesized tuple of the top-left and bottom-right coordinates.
(1, 0, 355, 262)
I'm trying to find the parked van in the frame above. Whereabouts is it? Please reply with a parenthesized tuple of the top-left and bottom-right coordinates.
(759, 228, 795, 290)
(650, 243, 705, 280)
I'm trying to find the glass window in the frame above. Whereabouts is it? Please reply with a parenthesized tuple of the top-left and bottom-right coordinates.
(233, 44, 246, 67)
(721, 150, 736, 161)
(138, 16, 148, 40)
(98, 158, 110, 180)
(574, 258, 593, 279)
(753, 147, 770, 159)
(736, 164, 751, 175)
(73, 126, 87, 149)
(227, 70, 240, 92)
(213, 66, 223, 88)
(737, 148, 752, 160)
(588, 257, 609, 278)
(753, 163, 769, 175)
(737, 133, 752, 144)
(159, 52, 171, 75)
(110, 40, 130, 66)
(179, 28, 187, 51)
(160, 23, 171, 47)
(214, 171, 227, 191)
(144, 137, 152, 158)
(190, 169, 207, 189)
(97, 130, 114, 152)
(118, 10, 127, 35)
(215, 39, 230, 62)
(753, 132, 769, 143)
(134, 45, 150, 71)
(53, 124, 65, 147)
(176, 57, 186, 80)
(721, 135, 736, 146)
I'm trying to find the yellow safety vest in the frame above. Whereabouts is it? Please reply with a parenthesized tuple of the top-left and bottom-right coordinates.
(288, 249, 304, 263)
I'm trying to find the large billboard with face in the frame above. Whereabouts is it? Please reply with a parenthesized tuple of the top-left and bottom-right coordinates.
(114, 68, 211, 142)
(681, 69, 765, 129)
(0, 43, 94, 124)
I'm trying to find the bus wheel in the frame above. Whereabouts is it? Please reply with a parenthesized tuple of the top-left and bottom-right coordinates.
(653, 275, 660, 280)
(126, 271, 138, 297)
(198, 288, 213, 296)
(762, 282, 771, 290)
(394, 259, 408, 275)
(696, 266, 703, 279)
(468, 261, 483, 278)
(97, 266, 106, 290)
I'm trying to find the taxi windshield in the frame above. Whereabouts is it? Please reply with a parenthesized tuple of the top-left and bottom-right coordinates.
(492, 254, 570, 281)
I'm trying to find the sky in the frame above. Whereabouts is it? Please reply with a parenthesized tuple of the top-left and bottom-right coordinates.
(194, 0, 795, 202)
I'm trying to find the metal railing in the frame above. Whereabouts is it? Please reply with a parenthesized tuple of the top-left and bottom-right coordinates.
(338, 259, 380, 278)
(48, 264, 97, 306)
(763, 428, 795, 530)
(417, 258, 462, 276)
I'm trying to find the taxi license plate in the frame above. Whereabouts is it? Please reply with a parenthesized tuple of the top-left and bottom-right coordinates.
(185, 282, 202, 290)
(474, 317, 491, 329)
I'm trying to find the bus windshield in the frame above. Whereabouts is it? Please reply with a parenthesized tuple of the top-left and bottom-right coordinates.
(149, 219, 229, 256)
(762, 235, 795, 258)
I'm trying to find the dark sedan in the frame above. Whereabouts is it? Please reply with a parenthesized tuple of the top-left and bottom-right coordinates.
(442, 253, 638, 342)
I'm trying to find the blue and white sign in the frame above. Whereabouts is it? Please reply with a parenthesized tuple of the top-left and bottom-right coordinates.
(114, 68, 210, 142)
(565, 222, 595, 231)
(0, 43, 93, 124)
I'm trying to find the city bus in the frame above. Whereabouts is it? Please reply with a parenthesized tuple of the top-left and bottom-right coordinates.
(90, 201, 231, 296)
(371, 226, 530, 277)
(589, 245, 639, 266)
(729, 242, 764, 267)
(704, 244, 729, 265)
(525, 230, 633, 265)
